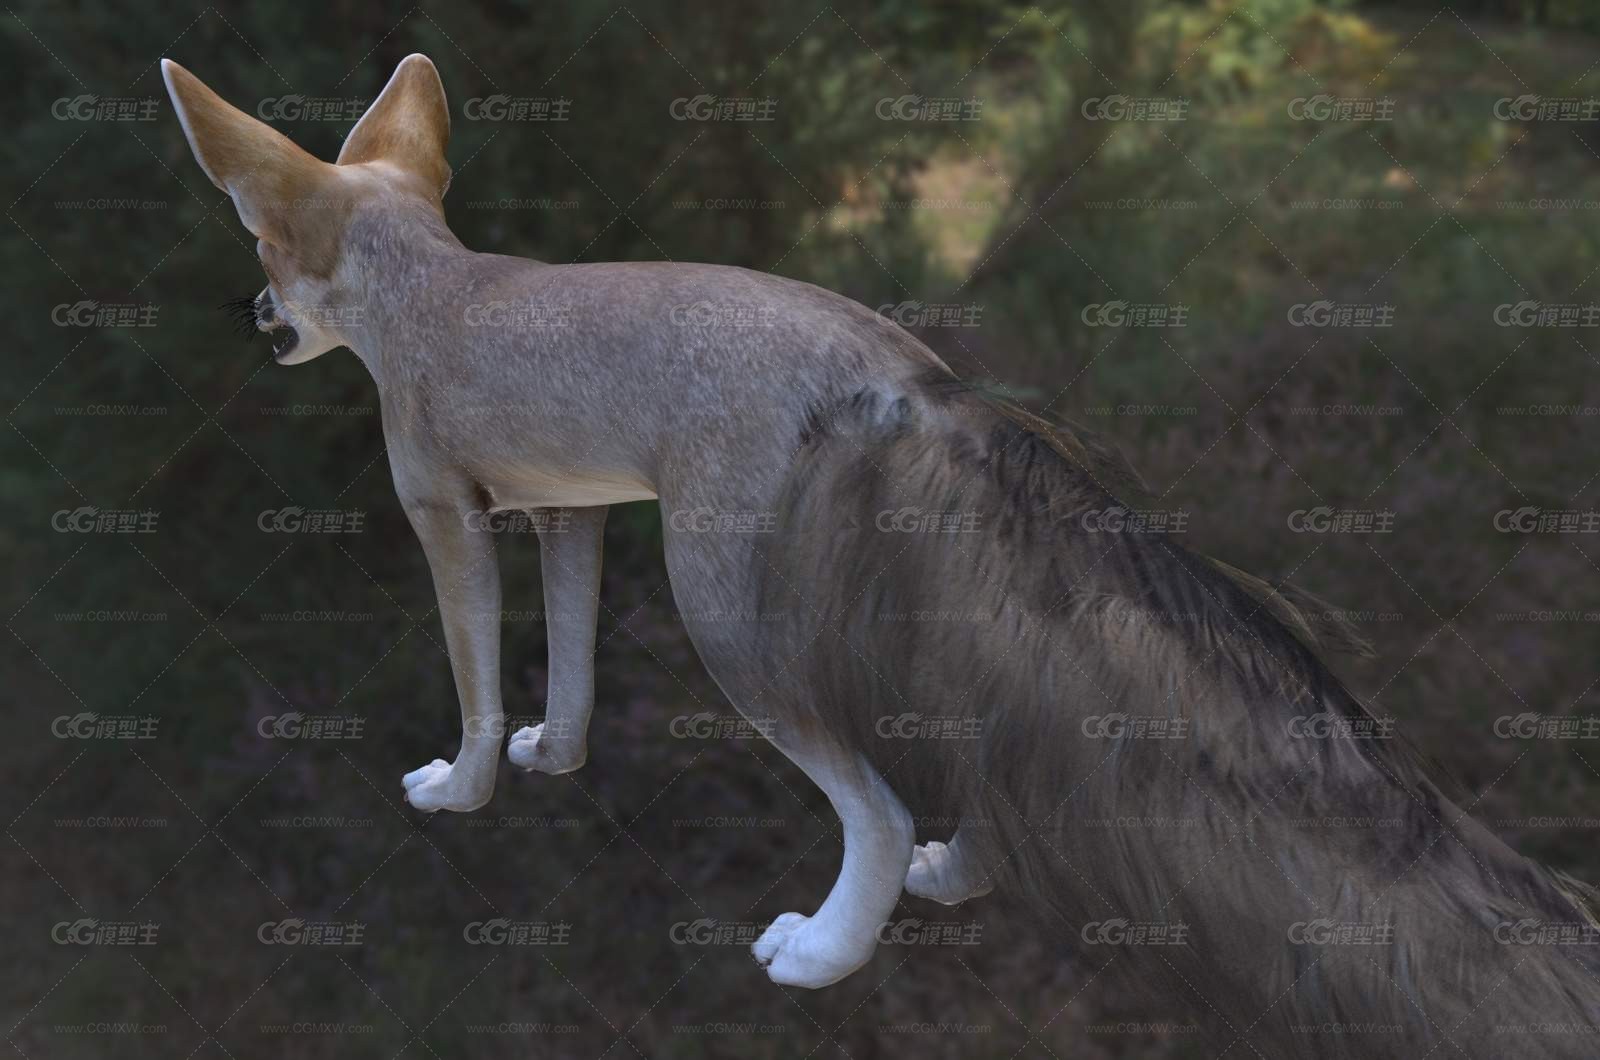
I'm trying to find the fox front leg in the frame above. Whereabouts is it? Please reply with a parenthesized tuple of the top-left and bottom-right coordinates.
(507, 505, 607, 775)
(398, 492, 504, 813)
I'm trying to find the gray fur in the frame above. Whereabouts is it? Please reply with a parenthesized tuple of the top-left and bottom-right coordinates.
(164, 54, 1600, 1044)
(753, 375, 1600, 1056)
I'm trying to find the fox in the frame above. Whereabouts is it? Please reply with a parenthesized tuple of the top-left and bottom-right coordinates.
(163, 53, 1600, 1053)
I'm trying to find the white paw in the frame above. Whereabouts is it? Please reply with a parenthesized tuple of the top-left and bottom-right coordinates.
(905, 841, 992, 905)
(401, 758, 492, 813)
(751, 912, 871, 989)
(506, 723, 586, 775)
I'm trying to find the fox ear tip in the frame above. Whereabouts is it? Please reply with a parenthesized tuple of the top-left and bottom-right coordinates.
(160, 58, 194, 93)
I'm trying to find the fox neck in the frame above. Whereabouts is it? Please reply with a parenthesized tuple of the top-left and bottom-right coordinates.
(333, 205, 475, 374)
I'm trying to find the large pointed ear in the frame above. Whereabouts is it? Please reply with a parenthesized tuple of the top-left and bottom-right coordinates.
(161, 59, 335, 249)
(337, 54, 451, 200)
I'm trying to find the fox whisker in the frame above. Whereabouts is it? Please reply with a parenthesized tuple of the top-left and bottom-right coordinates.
(219, 294, 259, 340)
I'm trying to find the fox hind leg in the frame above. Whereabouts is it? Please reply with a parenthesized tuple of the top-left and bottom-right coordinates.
(653, 502, 914, 987)
(905, 827, 995, 904)
(751, 739, 914, 989)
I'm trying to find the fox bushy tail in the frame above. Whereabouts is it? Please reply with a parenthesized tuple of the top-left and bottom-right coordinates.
(754, 370, 1600, 1057)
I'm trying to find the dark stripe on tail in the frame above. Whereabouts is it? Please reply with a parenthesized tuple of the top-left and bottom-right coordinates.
(754, 373, 1600, 1057)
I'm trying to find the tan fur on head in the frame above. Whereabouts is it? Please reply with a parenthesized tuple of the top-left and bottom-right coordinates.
(162, 55, 455, 363)
(161, 59, 347, 277)
(336, 54, 452, 204)
(161, 55, 451, 280)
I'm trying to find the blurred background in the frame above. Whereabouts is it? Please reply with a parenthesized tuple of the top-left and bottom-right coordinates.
(7, 0, 1600, 1055)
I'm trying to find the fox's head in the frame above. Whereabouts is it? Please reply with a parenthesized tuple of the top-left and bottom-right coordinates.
(161, 55, 451, 364)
